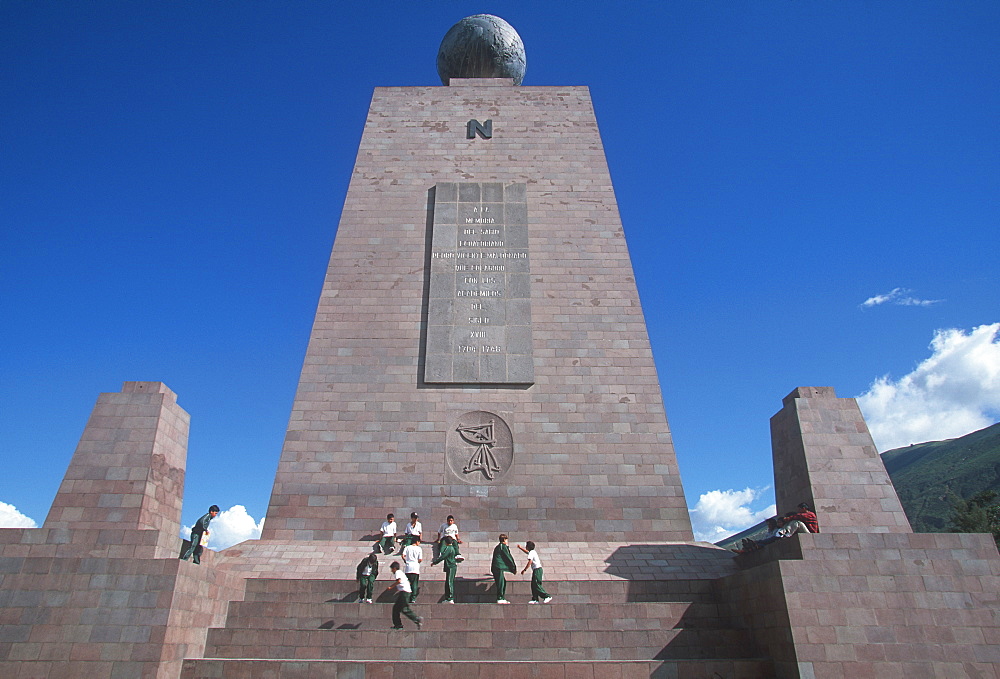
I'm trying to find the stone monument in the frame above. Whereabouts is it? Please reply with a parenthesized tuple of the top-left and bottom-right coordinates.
(260, 13, 692, 543)
(1, 15, 997, 679)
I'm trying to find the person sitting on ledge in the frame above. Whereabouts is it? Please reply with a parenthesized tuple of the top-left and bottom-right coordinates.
(376, 513, 396, 555)
(734, 504, 819, 554)
(397, 512, 422, 554)
(436, 514, 464, 561)
(734, 517, 779, 554)
(776, 502, 820, 537)
(756, 517, 783, 547)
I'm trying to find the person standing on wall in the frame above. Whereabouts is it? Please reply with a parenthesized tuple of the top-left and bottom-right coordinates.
(180, 504, 219, 564)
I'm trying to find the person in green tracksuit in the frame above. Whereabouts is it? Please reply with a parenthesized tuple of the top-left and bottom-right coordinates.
(431, 536, 459, 603)
(356, 553, 379, 603)
(491, 533, 517, 603)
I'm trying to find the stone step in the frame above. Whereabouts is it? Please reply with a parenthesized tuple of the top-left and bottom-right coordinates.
(181, 658, 775, 679)
(216, 540, 740, 583)
(223, 599, 731, 631)
(240, 577, 716, 604)
(202, 627, 758, 661)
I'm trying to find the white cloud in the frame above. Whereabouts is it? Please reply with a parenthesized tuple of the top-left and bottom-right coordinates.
(0, 501, 38, 528)
(688, 488, 775, 543)
(857, 323, 1000, 452)
(861, 287, 941, 308)
(181, 504, 264, 551)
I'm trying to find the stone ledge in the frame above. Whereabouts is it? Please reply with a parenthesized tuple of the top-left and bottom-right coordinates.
(448, 78, 515, 87)
(179, 658, 775, 679)
(214, 540, 739, 581)
(734, 531, 1000, 571)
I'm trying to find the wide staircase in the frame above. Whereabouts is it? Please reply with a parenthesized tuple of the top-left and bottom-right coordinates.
(180, 571, 774, 678)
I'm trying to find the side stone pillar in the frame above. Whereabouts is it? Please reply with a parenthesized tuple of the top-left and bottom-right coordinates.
(769, 386, 911, 533)
(43, 381, 189, 557)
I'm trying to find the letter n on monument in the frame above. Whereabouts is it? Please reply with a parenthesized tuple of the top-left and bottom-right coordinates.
(466, 119, 493, 139)
(261, 79, 692, 543)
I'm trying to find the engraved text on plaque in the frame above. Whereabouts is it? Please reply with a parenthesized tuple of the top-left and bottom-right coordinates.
(424, 182, 533, 384)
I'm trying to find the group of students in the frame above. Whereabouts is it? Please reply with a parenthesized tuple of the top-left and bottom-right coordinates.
(357, 514, 553, 630)
(374, 512, 462, 559)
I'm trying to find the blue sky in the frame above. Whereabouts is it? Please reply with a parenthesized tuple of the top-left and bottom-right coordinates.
(2, 2, 998, 544)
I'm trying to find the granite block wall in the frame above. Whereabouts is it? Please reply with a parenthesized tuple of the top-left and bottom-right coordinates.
(262, 80, 691, 543)
(721, 533, 1000, 679)
(0, 551, 243, 679)
(733, 385, 1000, 678)
(771, 387, 911, 533)
(43, 382, 189, 559)
(0, 383, 243, 679)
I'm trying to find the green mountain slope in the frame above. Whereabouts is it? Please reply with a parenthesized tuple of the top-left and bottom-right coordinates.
(882, 421, 1000, 532)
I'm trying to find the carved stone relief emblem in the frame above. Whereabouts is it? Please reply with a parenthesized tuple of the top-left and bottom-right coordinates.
(446, 411, 513, 483)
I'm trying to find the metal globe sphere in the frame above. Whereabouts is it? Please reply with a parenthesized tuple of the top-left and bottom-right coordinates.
(436, 14, 526, 86)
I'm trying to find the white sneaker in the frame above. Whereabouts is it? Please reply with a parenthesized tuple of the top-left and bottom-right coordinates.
(455, 555, 465, 562)
(543, 597, 553, 603)
(497, 599, 510, 604)
(446, 599, 455, 604)
(366, 599, 373, 603)
(528, 600, 539, 604)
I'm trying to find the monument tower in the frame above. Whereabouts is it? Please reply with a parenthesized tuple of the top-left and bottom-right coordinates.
(3, 15, 997, 679)
(261, 14, 693, 542)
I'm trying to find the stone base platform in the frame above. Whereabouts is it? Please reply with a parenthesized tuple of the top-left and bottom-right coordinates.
(181, 659, 774, 678)
(181, 543, 772, 678)
(722, 531, 1000, 678)
(5, 530, 997, 678)
(214, 540, 740, 582)
(0, 527, 245, 679)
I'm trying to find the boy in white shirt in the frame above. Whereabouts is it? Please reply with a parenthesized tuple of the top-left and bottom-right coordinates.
(436, 515, 464, 561)
(377, 513, 396, 556)
(518, 541, 552, 603)
(385, 561, 422, 629)
(399, 512, 422, 554)
(401, 537, 423, 602)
